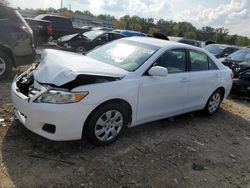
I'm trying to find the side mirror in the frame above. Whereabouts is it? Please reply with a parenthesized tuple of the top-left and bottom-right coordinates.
(224, 53, 229, 57)
(148, 66, 168, 77)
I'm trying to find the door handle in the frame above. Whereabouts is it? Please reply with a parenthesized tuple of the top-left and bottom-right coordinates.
(214, 73, 220, 78)
(180, 77, 189, 83)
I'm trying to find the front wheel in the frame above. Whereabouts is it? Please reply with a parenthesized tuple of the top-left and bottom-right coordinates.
(84, 103, 128, 146)
(203, 89, 223, 116)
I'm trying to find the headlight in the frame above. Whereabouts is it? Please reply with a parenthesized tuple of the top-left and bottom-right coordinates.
(34, 90, 88, 104)
(64, 43, 71, 48)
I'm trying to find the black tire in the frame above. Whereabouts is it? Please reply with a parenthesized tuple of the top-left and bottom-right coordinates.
(84, 103, 129, 146)
(76, 46, 86, 55)
(0, 51, 12, 80)
(203, 89, 223, 116)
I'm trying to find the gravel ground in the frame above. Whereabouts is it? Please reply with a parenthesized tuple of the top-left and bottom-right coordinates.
(0, 52, 250, 187)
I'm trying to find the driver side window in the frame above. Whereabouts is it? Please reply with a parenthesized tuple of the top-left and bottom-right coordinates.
(98, 34, 109, 41)
(154, 49, 186, 73)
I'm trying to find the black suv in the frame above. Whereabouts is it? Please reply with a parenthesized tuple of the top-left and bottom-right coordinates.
(0, 5, 36, 79)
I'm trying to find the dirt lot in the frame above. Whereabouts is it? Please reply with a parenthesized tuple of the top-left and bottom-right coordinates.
(1, 62, 250, 187)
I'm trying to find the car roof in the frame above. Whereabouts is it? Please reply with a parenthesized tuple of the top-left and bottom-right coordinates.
(36, 14, 70, 19)
(124, 36, 201, 49)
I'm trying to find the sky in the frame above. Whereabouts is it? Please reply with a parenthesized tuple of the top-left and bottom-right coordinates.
(9, 0, 250, 37)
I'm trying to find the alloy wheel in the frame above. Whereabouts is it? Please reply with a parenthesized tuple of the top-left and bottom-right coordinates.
(0, 57, 6, 76)
(76, 46, 86, 54)
(94, 110, 123, 141)
(208, 93, 221, 114)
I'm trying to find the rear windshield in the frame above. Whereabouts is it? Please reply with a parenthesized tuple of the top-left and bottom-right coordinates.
(83, 31, 104, 40)
(204, 44, 225, 55)
(14, 10, 27, 24)
(228, 49, 250, 61)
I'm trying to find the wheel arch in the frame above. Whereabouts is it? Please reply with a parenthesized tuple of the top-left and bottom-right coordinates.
(217, 86, 225, 99)
(82, 98, 133, 138)
(0, 45, 15, 66)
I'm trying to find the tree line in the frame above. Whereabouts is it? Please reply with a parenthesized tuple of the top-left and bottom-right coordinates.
(16, 6, 250, 46)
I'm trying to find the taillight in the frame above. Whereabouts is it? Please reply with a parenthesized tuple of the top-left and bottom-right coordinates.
(47, 24, 52, 35)
(20, 25, 30, 34)
(230, 72, 234, 79)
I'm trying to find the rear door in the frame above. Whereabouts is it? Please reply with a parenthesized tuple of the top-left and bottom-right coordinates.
(186, 49, 220, 110)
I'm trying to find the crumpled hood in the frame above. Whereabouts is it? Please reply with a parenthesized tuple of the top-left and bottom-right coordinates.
(33, 49, 128, 86)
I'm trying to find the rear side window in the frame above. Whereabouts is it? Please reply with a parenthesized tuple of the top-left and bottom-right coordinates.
(111, 33, 124, 40)
(208, 57, 218, 70)
(190, 50, 209, 71)
(154, 49, 186, 73)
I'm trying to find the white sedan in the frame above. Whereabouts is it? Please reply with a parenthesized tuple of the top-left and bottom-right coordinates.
(11, 37, 233, 145)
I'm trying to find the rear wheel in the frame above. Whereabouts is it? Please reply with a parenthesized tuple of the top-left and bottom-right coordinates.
(203, 89, 223, 116)
(0, 51, 12, 79)
(76, 46, 86, 55)
(84, 103, 128, 146)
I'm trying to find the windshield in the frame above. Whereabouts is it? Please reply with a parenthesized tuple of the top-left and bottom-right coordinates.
(204, 44, 225, 55)
(87, 39, 160, 72)
(83, 31, 104, 40)
(228, 49, 250, 61)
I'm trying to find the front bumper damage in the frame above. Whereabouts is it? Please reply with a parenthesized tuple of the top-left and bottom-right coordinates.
(232, 79, 250, 95)
(11, 65, 97, 141)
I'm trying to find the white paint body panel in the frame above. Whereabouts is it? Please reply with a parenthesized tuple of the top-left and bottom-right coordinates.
(11, 37, 233, 141)
(34, 49, 128, 86)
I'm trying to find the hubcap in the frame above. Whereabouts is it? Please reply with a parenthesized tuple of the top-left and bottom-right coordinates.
(0, 57, 6, 76)
(208, 93, 221, 114)
(76, 47, 86, 54)
(95, 110, 123, 141)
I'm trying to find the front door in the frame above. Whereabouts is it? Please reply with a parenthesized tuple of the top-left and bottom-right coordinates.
(137, 49, 190, 124)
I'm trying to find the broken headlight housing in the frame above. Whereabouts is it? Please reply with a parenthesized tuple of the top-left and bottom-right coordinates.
(34, 90, 88, 104)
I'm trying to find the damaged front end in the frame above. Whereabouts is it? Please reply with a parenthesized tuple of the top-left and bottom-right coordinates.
(232, 69, 250, 95)
(15, 63, 40, 97)
(15, 63, 122, 102)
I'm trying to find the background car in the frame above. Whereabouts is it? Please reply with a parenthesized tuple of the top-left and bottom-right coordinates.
(12, 37, 233, 145)
(91, 27, 113, 31)
(0, 5, 36, 79)
(151, 32, 169, 40)
(34, 14, 89, 40)
(232, 69, 250, 95)
(204, 44, 240, 58)
(113, 29, 147, 37)
(178, 38, 204, 48)
(221, 48, 250, 77)
(57, 30, 125, 54)
(25, 17, 52, 46)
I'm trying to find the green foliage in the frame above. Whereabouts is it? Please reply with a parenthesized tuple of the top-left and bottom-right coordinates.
(36, 9, 47, 15)
(97, 14, 116, 21)
(148, 27, 159, 34)
(184, 32, 197, 39)
(115, 20, 126, 29)
(32, 8, 250, 46)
